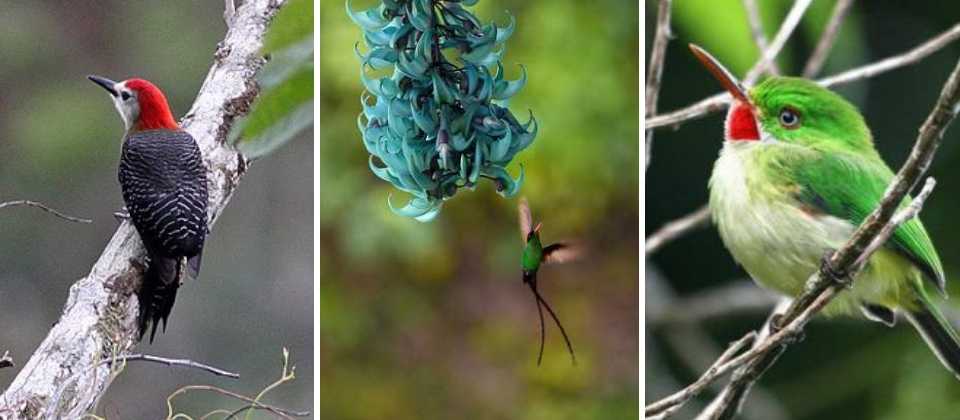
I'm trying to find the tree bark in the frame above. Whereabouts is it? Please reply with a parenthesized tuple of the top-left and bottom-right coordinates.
(0, 1, 284, 418)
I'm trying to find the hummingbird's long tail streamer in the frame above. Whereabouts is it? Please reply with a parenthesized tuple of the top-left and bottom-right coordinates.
(532, 288, 547, 366)
(528, 282, 577, 366)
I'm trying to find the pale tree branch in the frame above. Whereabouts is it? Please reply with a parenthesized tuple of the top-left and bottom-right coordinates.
(647, 22, 960, 130)
(0, 200, 92, 224)
(648, 53, 960, 419)
(802, 0, 854, 78)
(645, 0, 673, 171)
(741, 0, 779, 76)
(0, 1, 286, 418)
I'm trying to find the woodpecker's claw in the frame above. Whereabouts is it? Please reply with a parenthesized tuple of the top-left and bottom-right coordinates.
(113, 208, 130, 222)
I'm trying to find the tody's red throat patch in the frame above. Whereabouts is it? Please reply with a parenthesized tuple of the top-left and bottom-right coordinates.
(725, 102, 760, 141)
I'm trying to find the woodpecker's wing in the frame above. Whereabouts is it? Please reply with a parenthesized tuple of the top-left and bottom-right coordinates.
(542, 242, 581, 265)
(518, 197, 533, 242)
(119, 130, 208, 257)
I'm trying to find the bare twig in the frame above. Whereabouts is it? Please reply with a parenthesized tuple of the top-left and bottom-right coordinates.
(0, 200, 92, 224)
(646, 205, 710, 256)
(802, 0, 854, 77)
(820, 23, 960, 86)
(646, 274, 789, 420)
(646, 332, 759, 417)
(647, 23, 960, 130)
(645, 0, 673, 170)
(108, 354, 239, 379)
(695, 56, 960, 419)
(742, 0, 812, 85)
(741, 0, 779, 76)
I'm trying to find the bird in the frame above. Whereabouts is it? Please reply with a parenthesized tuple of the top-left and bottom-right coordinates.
(518, 197, 580, 365)
(689, 43, 960, 378)
(89, 75, 209, 342)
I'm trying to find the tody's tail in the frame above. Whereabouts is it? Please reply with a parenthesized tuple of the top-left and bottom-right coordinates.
(903, 291, 960, 380)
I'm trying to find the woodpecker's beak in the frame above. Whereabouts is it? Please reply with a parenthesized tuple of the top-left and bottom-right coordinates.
(88, 75, 119, 97)
(688, 44, 751, 105)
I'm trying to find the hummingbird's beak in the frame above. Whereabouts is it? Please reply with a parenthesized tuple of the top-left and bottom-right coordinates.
(534, 222, 542, 234)
(87, 75, 119, 97)
(688, 44, 751, 105)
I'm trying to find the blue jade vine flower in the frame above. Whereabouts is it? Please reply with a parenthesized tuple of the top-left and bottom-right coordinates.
(349, 0, 536, 221)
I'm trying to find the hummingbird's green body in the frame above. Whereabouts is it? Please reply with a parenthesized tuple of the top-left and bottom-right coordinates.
(522, 234, 544, 275)
(690, 44, 960, 378)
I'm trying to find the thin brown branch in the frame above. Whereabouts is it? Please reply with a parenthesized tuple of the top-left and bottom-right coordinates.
(108, 354, 240, 379)
(802, 0, 854, 77)
(647, 22, 960, 130)
(646, 205, 710, 256)
(741, 0, 779, 76)
(696, 55, 960, 419)
(0, 200, 92, 224)
(645, 0, 673, 170)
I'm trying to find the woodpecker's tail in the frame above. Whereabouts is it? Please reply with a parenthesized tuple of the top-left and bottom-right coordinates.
(138, 255, 183, 343)
(903, 289, 960, 380)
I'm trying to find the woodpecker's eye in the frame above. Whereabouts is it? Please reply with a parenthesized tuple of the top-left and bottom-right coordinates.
(779, 107, 801, 129)
(121, 91, 131, 101)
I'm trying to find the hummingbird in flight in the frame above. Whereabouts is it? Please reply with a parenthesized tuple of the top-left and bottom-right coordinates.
(690, 44, 960, 378)
(518, 197, 580, 365)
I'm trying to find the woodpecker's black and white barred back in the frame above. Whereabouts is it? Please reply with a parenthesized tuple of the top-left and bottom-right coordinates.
(119, 129, 208, 341)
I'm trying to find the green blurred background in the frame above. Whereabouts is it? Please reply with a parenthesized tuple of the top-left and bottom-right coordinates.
(0, 1, 312, 418)
(646, 1, 960, 419)
(321, 0, 638, 418)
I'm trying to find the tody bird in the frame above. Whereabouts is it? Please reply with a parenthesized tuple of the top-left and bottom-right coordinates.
(518, 197, 580, 365)
(689, 44, 960, 378)
(89, 75, 209, 342)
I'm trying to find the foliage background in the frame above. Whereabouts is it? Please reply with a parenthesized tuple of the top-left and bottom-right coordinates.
(321, 0, 638, 418)
(646, 1, 960, 419)
(0, 1, 313, 417)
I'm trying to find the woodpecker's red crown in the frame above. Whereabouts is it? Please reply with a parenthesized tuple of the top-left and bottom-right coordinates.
(123, 78, 179, 131)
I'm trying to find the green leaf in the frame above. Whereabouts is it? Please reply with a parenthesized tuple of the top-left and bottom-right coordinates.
(233, 66, 313, 159)
(266, 0, 313, 53)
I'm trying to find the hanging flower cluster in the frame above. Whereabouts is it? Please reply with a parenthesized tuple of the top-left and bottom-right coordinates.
(348, 0, 537, 222)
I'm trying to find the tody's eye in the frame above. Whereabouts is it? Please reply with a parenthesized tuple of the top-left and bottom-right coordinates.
(121, 91, 131, 101)
(779, 107, 801, 129)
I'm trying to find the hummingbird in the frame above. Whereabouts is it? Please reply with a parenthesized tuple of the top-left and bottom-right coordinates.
(518, 197, 580, 365)
(689, 44, 960, 378)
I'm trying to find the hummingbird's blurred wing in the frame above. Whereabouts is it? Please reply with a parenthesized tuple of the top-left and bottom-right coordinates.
(542, 243, 581, 265)
(518, 197, 533, 242)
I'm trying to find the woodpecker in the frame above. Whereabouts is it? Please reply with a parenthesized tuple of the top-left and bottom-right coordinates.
(89, 75, 209, 342)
